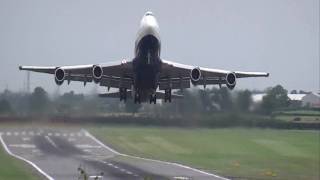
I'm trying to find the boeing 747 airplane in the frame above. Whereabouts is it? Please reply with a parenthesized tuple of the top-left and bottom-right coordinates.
(19, 11, 269, 104)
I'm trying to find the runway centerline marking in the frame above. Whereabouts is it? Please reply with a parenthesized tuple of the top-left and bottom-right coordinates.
(45, 135, 58, 149)
(76, 144, 102, 149)
(22, 137, 30, 141)
(68, 138, 75, 142)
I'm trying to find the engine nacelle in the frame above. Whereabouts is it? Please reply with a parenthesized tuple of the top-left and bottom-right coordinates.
(54, 68, 65, 85)
(92, 65, 103, 83)
(190, 67, 201, 85)
(226, 72, 236, 90)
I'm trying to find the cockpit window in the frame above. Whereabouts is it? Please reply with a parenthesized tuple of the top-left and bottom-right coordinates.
(145, 11, 153, 16)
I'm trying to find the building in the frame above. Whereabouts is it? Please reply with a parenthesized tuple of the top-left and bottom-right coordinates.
(252, 93, 320, 108)
(301, 93, 320, 108)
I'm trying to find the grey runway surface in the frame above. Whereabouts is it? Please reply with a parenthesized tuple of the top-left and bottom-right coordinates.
(0, 127, 227, 180)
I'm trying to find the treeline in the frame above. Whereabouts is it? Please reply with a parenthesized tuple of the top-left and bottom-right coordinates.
(0, 85, 318, 129)
(0, 85, 291, 116)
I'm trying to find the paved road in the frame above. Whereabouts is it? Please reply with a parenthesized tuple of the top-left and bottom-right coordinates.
(0, 127, 227, 180)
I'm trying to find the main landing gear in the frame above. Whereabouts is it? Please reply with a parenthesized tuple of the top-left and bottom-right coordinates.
(149, 93, 156, 104)
(119, 88, 127, 102)
(164, 89, 171, 103)
(134, 91, 141, 104)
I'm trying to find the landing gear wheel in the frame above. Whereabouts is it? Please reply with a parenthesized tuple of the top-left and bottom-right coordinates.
(149, 94, 156, 104)
(164, 89, 172, 103)
(134, 92, 141, 104)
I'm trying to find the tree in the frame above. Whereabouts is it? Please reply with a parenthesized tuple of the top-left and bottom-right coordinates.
(125, 100, 141, 114)
(261, 85, 289, 114)
(29, 87, 50, 115)
(236, 90, 252, 112)
(211, 87, 233, 111)
(0, 99, 13, 115)
(198, 89, 214, 112)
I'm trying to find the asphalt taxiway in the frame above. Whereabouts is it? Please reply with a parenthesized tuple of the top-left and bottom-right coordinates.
(0, 127, 227, 180)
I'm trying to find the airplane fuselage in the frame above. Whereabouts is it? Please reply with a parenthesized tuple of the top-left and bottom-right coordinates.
(132, 12, 162, 101)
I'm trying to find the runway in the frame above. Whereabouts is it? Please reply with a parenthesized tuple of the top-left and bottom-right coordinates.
(0, 127, 227, 180)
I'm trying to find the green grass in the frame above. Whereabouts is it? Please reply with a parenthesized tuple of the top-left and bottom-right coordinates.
(0, 146, 40, 180)
(89, 126, 320, 180)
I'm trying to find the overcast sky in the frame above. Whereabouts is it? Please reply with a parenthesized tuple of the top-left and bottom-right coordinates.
(0, 0, 319, 94)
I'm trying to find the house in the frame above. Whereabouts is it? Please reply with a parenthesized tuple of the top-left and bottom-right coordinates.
(252, 93, 320, 108)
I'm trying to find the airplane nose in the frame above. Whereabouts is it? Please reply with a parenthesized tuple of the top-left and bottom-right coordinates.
(145, 11, 153, 16)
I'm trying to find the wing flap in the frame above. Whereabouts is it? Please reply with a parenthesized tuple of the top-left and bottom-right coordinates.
(100, 76, 133, 89)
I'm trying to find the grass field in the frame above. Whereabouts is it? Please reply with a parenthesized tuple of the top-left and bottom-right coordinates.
(0, 145, 39, 180)
(90, 126, 320, 180)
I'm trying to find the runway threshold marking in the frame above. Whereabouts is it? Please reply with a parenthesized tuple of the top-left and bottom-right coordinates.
(9, 144, 36, 148)
(0, 135, 54, 180)
(82, 129, 229, 180)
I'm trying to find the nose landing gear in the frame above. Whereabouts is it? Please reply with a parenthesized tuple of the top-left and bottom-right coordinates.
(164, 89, 172, 103)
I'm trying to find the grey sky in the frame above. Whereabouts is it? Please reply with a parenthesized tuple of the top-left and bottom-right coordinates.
(0, 0, 319, 94)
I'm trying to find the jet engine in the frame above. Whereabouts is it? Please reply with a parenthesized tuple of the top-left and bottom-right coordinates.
(226, 72, 236, 90)
(92, 65, 103, 83)
(190, 67, 201, 85)
(54, 68, 65, 85)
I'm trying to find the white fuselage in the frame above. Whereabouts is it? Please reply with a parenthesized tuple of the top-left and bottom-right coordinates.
(132, 12, 162, 101)
(135, 12, 161, 58)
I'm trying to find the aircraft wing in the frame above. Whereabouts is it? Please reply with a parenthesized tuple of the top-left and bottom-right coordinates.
(160, 59, 269, 90)
(19, 60, 134, 89)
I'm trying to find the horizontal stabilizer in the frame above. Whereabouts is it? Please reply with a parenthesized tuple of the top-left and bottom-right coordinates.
(99, 91, 183, 99)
